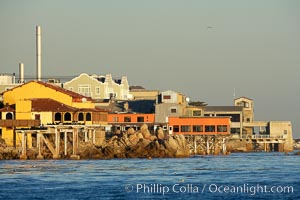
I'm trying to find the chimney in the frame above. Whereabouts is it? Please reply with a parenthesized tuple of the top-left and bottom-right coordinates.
(19, 63, 24, 83)
(124, 102, 129, 112)
(36, 26, 42, 81)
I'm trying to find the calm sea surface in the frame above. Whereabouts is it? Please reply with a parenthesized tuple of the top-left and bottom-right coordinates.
(0, 152, 299, 200)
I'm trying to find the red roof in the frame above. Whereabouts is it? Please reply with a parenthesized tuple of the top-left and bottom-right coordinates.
(1, 80, 92, 102)
(30, 98, 107, 112)
(0, 105, 15, 112)
(31, 98, 77, 112)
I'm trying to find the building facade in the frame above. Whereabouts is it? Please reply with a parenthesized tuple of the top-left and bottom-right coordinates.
(155, 90, 189, 124)
(63, 73, 130, 100)
(168, 116, 230, 135)
(108, 113, 155, 132)
(0, 80, 108, 146)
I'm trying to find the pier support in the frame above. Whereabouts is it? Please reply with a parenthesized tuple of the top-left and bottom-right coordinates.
(16, 125, 103, 160)
(64, 131, 68, 156)
(222, 138, 227, 154)
(37, 133, 44, 159)
(20, 131, 27, 160)
(84, 130, 88, 142)
(186, 135, 228, 155)
(53, 128, 60, 159)
(92, 129, 96, 144)
(206, 138, 210, 155)
(71, 128, 80, 160)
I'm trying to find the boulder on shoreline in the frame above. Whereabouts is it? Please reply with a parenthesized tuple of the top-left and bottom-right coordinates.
(78, 124, 190, 159)
(0, 139, 20, 160)
(0, 124, 190, 160)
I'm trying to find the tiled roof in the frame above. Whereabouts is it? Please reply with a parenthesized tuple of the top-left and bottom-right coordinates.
(0, 105, 15, 112)
(204, 106, 243, 112)
(31, 98, 107, 112)
(31, 98, 77, 112)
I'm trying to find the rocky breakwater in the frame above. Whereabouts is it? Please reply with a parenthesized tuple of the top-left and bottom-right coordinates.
(79, 124, 190, 159)
(0, 138, 20, 160)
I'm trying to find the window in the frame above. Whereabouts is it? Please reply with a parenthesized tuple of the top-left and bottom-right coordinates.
(284, 130, 288, 135)
(86, 113, 92, 121)
(113, 116, 119, 122)
(64, 112, 72, 121)
(246, 118, 251, 122)
(78, 85, 91, 97)
(6, 113, 13, 120)
(163, 95, 171, 99)
(78, 113, 84, 121)
(205, 125, 215, 132)
(181, 125, 191, 132)
(217, 125, 228, 132)
(171, 108, 177, 113)
(193, 110, 201, 116)
(173, 126, 179, 132)
(124, 116, 131, 122)
(95, 87, 100, 95)
(35, 114, 40, 120)
(55, 113, 62, 121)
(231, 128, 240, 134)
(193, 125, 203, 132)
(109, 93, 116, 99)
(68, 87, 74, 91)
(137, 117, 144, 122)
(216, 114, 240, 122)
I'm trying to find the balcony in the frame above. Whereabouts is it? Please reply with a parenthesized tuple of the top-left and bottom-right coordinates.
(0, 120, 40, 128)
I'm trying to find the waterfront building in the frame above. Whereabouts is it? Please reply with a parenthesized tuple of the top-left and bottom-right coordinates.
(155, 90, 189, 125)
(108, 113, 155, 132)
(203, 106, 244, 135)
(63, 73, 130, 100)
(0, 80, 108, 147)
(168, 116, 230, 135)
(234, 97, 254, 122)
(183, 105, 204, 117)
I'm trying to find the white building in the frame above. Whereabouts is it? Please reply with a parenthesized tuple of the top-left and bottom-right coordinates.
(63, 73, 130, 100)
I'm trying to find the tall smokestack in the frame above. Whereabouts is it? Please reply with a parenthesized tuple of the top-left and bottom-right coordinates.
(36, 26, 42, 81)
(19, 63, 24, 83)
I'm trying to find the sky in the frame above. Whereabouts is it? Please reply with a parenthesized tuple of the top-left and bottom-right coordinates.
(0, 0, 300, 138)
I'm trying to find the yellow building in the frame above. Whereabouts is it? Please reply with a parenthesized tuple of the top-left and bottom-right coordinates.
(0, 80, 108, 147)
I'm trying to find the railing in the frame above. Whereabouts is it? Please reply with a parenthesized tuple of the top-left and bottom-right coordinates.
(240, 135, 286, 139)
(0, 120, 40, 127)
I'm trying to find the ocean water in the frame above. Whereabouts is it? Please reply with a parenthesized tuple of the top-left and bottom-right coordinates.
(0, 152, 299, 200)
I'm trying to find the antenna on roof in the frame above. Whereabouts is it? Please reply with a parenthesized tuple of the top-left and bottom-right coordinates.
(233, 88, 236, 99)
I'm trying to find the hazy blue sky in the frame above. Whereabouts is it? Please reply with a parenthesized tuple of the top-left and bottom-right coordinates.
(1, 0, 300, 137)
